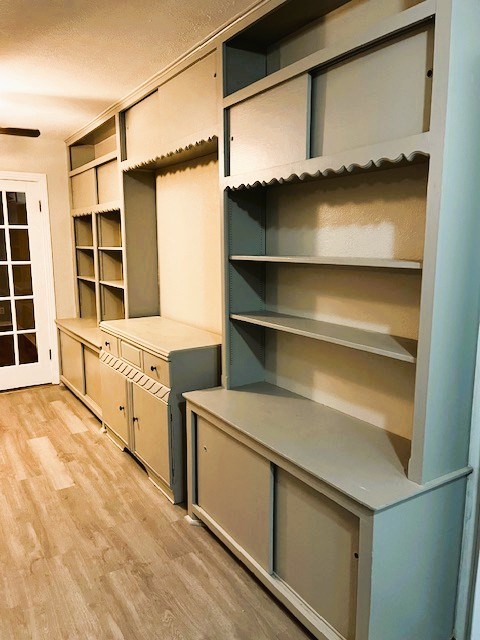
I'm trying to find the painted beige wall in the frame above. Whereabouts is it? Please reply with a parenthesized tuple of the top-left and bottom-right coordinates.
(155, 154, 222, 335)
(0, 136, 75, 318)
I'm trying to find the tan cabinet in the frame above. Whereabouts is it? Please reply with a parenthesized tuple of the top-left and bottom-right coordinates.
(99, 317, 221, 503)
(59, 331, 84, 394)
(100, 362, 129, 446)
(57, 320, 103, 419)
(132, 383, 170, 486)
(196, 415, 271, 570)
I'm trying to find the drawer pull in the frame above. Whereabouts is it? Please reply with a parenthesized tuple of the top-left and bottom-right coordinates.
(105, 341, 110, 347)
(133, 417, 138, 423)
(150, 365, 157, 372)
(119, 405, 125, 412)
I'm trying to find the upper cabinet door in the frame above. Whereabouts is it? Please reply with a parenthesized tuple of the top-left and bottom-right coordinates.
(157, 52, 218, 155)
(124, 91, 161, 161)
(227, 75, 309, 176)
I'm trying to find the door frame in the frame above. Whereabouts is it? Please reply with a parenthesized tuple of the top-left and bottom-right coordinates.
(0, 171, 59, 386)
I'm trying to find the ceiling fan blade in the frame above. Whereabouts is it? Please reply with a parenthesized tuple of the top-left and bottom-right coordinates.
(0, 127, 40, 138)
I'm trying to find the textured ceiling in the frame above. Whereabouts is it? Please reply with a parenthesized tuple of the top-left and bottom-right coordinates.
(0, 0, 256, 139)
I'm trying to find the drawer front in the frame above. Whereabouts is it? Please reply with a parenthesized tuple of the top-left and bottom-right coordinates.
(196, 415, 271, 570)
(275, 469, 359, 640)
(59, 331, 84, 393)
(101, 331, 119, 356)
(132, 383, 170, 485)
(120, 341, 143, 369)
(143, 352, 170, 387)
(100, 362, 129, 445)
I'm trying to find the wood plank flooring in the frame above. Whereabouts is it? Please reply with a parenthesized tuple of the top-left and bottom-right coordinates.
(0, 384, 311, 640)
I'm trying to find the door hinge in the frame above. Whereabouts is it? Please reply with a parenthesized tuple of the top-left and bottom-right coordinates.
(39, 200, 42, 212)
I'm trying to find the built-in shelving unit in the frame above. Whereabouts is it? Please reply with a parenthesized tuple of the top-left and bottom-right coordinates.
(183, 2, 480, 640)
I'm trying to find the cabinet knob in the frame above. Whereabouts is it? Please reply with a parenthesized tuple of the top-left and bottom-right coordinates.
(119, 405, 125, 411)
(150, 365, 157, 372)
(133, 417, 138, 423)
(105, 341, 110, 347)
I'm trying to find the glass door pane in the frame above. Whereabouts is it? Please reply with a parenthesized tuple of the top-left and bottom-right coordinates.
(0, 191, 38, 367)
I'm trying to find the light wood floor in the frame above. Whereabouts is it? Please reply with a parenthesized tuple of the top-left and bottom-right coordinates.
(0, 384, 311, 640)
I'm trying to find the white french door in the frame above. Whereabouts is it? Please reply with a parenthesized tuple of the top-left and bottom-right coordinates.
(0, 178, 55, 390)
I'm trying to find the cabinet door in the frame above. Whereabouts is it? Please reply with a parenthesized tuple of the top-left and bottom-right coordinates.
(59, 331, 84, 393)
(228, 75, 309, 176)
(124, 91, 160, 161)
(71, 169, 97, 209)
(196, 415, 271, 570)
(158, 52, 217, 155)
(274, 469, 359, 640)
(132, 383, 170, 485)
(100, 362, 129, 445)
(84, 347, 101, 408)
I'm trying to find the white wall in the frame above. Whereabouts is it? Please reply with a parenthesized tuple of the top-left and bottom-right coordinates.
(0, 136, 75, 318)
(156, 154, 222, 335)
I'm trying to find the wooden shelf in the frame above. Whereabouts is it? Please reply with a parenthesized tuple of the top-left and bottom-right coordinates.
(184, 382, 431, 511)
(77, 275, 96, 283)
(231, 311, 417, 363)
(100, 280, 124, 289)
(99, 246, 123, 251)
(76, 246, 94, 251)
(230, 255, 423, 270)
(69, 150, 118, 178)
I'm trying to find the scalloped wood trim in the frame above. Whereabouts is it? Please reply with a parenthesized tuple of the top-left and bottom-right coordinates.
(100, 351, 170, 402)
(72, 201, 121, 217)
(224, 134, 430, 190)
(122, 136, 218, 172)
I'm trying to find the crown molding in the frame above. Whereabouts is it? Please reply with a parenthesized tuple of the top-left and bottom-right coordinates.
(65, 0, 285, 145)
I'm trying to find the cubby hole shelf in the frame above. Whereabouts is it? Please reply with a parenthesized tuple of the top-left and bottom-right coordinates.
(230, 255, 422, 270)
(100, 280, 124, 289)
(69, 116, 116, 172)
(77, 275, 96, 283)
(69, 150, 118, 178)
(184, 382, 429, 511)
(230, 311, 417, 363)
